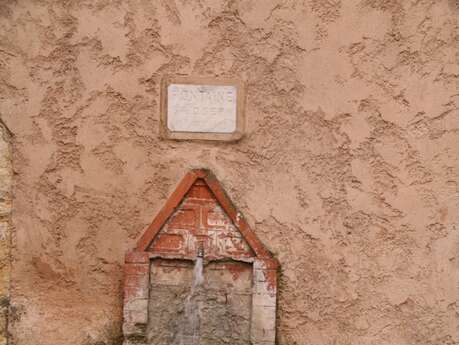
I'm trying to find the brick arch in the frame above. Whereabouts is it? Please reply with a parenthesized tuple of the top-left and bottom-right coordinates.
(136, 169, 273, 259)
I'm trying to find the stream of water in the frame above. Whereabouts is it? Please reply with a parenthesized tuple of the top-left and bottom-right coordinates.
(175, 257, 204, 345)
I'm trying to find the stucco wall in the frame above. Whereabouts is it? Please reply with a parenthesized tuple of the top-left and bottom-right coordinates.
(1, 1, 459, 344)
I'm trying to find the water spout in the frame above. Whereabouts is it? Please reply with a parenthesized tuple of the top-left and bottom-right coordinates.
(191, 254, 204, 289)
(197, 243, 204, 258)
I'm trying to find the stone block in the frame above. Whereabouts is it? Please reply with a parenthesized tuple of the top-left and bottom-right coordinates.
(251, 304, 276, 344)
(160, 77, 245, 141)
(252, 305, 276, 330)
(251, 326, 276, 343)
(123, 301, 149, 335)
(252, 292, 276, 307)
(124, 299, 148, 315)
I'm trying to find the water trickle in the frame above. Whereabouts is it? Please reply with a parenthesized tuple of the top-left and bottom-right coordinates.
(175, 257, 204, 345)
(192, 256, 204, 289)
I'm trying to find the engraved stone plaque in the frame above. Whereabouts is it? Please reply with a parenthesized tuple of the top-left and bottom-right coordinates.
(167, 84, 237, 133)
(160, 77, 244, 141)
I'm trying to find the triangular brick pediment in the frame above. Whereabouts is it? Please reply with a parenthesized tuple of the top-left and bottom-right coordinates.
(136, 169, 273, 260)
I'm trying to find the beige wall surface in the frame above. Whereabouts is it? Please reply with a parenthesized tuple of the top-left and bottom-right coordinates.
(0, 1, 458, 344)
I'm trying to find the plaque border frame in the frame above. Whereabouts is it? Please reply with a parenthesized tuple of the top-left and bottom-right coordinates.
(160, 76, 245, 141)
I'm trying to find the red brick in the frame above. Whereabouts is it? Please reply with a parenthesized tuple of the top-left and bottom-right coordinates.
(124, 263, 149, 276)
(186, 182, 214, 200)
(151, 234, 184, 252)
(125, 251, 149, 264)
(168, 209, 196, 227)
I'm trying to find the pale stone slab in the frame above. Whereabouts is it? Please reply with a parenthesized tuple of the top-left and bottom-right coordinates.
(160, 77, 245, 141)
(167, 83, 237, 133)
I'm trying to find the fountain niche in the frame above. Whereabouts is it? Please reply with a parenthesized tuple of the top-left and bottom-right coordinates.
(122, 169, 279, 345)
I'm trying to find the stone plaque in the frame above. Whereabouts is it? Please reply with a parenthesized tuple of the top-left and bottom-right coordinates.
(160, 77, 245, 141)
(167, 84, 237, 133)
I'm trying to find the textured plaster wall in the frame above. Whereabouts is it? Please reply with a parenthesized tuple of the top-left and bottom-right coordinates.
(0, 0, 459, 344)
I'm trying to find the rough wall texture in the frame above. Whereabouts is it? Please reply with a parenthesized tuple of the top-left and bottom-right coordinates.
(0, 0, 458, 344)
